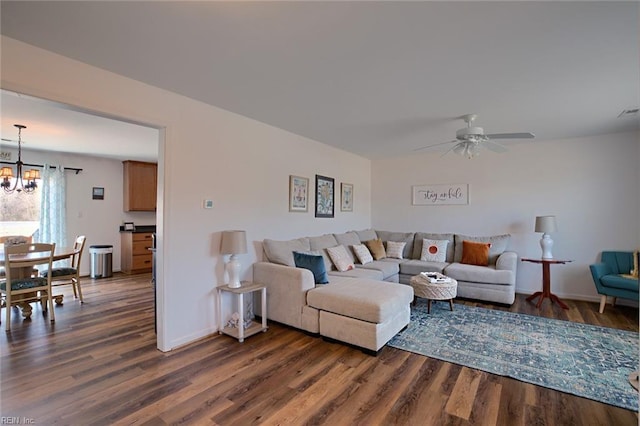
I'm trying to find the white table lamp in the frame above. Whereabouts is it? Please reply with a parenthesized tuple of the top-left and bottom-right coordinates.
(535, 216, 557, 259)
(220, 230, 248, 288)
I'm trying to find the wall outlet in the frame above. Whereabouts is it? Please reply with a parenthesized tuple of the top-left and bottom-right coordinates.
(203, 199, 214, 209)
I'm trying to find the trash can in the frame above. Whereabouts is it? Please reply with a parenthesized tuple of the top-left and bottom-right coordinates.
(90, 245, 113, 278)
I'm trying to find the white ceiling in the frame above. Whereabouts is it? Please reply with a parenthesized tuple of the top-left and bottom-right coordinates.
(1, 1, 638, 161)
(1, 90, 159, 162)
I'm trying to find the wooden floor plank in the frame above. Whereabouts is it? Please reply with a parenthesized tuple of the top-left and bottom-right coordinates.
(0, 273, 637, 425)
(445, 367, 483, 420)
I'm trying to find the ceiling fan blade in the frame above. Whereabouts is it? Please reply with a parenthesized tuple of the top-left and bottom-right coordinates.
(486, 132, 535, 139)
(413, 140, 457, 151)
(440, 143, 461, 158)
(484, 139, 508, 153)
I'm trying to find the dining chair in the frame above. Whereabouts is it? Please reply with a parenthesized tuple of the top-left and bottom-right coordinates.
(0, 235, 35, 278)
(1, 242, 56, 331)
(41, 236, 87, 303)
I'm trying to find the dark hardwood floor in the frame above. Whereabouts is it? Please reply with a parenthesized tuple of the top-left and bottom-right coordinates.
(1, 273, 637, 425)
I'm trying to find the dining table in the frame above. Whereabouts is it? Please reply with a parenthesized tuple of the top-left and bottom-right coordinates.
(0, 245, 78, 318)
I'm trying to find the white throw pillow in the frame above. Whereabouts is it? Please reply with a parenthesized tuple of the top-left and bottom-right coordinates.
(352, 244, 373, 265)
(386, 241, 407, 259)
(420, 238, 449, 262)
(326, 245, 355, 272)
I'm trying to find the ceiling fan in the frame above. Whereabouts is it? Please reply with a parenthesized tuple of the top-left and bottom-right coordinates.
(416, 114, 535, 159)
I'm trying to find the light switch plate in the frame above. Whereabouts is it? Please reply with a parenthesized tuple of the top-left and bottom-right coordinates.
(203, 199, 214, 209)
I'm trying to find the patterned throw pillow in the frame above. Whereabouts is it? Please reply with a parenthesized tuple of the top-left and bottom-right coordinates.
(420, 239, 449, 262)
(365, 239, 386, 260)
(352, 244, 373, 265)
(386, 241, 407, 259)
(461, 240, 492, 266)
(326, 245, 355, 272)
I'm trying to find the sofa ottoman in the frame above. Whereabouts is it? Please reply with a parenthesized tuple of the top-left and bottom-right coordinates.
(306, 276, 413, 353)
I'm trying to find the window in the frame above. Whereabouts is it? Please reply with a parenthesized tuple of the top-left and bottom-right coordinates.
(0, 179, 41, 238)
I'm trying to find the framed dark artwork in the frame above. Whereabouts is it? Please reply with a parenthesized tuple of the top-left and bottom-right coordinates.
(315, 175, 335, 218)
(92, 187, 104, 200)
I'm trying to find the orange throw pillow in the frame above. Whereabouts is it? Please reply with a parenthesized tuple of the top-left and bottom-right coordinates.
(461, 240, 491, 266)
(365, 239, 387, 260)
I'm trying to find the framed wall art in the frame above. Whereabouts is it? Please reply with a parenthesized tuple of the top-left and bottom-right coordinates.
(341, 183, 353, 212)
(289, 175, 309, 212)
(412, 183, 469, 205)
(92, 186, 104, 200)
(315, 175, 335, 218)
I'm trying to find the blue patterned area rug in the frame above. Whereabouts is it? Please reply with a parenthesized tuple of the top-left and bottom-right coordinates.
(388, 302, 639, 411)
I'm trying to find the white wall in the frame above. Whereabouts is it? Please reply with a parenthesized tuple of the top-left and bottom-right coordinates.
(0, 146, 156, 274)
(372, 131, 640, 302)
(1, 36, 372, 350)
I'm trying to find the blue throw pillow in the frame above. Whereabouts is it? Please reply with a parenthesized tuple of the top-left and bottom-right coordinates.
(293, 251, 329, 284)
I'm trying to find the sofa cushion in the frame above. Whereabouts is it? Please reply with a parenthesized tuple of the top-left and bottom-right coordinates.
(308, 234, 339, 271)
(420, 239, 449, 262)
(328, 268, 384, 281)
(263, 237, 311, 267)
(461, 241, 491, 266)
(307, 277, 413, 323)
(444, 262, 514, 286)
(333, 232, 361, 262)
(355, 229, 378, 242)
(601, 274, 639, 292)
(376, 231, 415, 259)
(400, 259, 448, 275)
(309, 234, 339, 251)
(326, 245, 355, 272)
(365, 239, 387, 260)
(454, 234, 510, 265)
(293, 252, 329, 284)
(353, 244, 373, 265)
(356, 260, 400, 279)
(413, 233, 455, 262)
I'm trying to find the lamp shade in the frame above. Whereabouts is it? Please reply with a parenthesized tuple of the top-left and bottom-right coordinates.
(535, 216, 557, 233)
(0, 167, 14, 178)
(220, 230, 248, 255)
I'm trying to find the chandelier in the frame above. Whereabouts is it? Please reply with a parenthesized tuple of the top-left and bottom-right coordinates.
(1, 124, 40, 194)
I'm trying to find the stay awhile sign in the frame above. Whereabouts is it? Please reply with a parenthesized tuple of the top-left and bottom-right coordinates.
(412, 184, 469, 205)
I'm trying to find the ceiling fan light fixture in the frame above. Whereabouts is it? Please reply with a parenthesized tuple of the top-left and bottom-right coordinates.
(453, 141, 480, 159)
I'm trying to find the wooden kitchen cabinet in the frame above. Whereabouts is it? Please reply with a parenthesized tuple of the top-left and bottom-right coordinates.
(123, 160, 157, 211)
(121, 232, 153, 274)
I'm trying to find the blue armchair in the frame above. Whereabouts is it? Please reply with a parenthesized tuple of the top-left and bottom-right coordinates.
(589, 251, 639, 313)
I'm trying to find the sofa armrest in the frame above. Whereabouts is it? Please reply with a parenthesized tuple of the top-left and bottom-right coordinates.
(495, 251, 518, 273)
(253, 262, 315, 329)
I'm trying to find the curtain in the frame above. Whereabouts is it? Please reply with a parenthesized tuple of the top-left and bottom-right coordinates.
(37, 164, 67, 254)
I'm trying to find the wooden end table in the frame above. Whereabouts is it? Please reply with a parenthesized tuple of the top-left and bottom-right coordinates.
(217, 282, 268, 342)
(522, 258, 572, 309)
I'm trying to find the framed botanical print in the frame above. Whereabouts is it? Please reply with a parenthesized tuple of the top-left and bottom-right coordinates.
(315, 175, 334, 218)
(289, 175, 309, 212)
(341, 183, 353, 212)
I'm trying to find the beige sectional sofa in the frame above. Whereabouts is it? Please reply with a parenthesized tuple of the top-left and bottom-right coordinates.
(253, 229, 517, 353)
